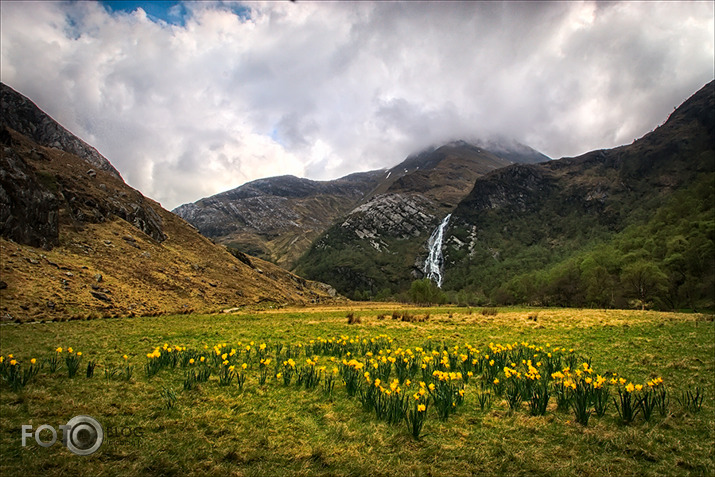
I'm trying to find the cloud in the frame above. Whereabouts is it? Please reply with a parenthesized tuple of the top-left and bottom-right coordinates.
(1, 1, 713, 209)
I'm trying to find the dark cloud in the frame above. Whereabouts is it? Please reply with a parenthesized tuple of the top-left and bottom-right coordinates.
(1, 1, 712, 208)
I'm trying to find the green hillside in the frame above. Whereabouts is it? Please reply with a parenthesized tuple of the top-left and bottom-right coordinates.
(444, 81, 714, 310)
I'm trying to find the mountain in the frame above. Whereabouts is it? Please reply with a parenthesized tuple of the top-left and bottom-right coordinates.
(442, 80, 714, 309)
(0, 83, 340, 323)
(293, 140, 548, 298)
(173, 171, 384, 268)
(174, 138, 547, 271)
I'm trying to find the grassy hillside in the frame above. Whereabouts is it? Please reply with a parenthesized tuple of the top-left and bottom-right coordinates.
(0, 127, 339, 323)
(1, 307, 713, 476)
(492, 174, 714, 310)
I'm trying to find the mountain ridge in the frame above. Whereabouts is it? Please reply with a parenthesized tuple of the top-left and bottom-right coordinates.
(1, 83, 122, 180)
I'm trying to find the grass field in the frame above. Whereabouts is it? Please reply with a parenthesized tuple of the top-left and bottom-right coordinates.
(1, 306, 713, 476)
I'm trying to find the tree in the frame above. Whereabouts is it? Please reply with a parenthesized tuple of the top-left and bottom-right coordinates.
(621, 260, 668, 310)
(408, 279, 446, 306)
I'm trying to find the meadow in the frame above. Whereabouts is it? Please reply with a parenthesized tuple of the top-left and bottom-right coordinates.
(0, 306, 713, 476)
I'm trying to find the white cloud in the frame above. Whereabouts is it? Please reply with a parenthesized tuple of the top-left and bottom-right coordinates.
(1, 1, 713, 209)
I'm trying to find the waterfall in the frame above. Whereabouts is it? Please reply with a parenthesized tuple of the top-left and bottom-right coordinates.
(423, 214, 451, 288)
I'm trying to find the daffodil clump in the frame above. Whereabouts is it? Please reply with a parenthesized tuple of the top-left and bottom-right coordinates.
(64, 347, 83, 378)
(340, 358, 364, 397)
(322, 366, 340, 401)
(46, 347, 62, 373)
(280, 358, 296, 386)
(218, 360, 236, 386)
(295, 357, 319, 389)
(0, 354, 40, 390)
(405, 384, 430, 439)
(677, 385, 704, 413)
(258, 358, 271, 385)
(429, 370, 465, 420)
(86, 359, 97, 378)
(144, 343, 186, 377)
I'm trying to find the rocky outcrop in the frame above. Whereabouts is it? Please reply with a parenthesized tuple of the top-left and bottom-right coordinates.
(0, 131, 59, 249)
(0, 125, 166, 247)
(1, 83, 122, 179)
(0, 84, 167, 248)
(453, 163, 554, 214)
(341, 194, 438, 245)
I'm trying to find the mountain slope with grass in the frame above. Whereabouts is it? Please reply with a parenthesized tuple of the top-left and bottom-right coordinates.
(442, 80, 714, 309)
(0, 83, 339, 323)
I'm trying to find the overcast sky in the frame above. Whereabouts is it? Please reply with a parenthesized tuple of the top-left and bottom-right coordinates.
(2, 1, 713, 209)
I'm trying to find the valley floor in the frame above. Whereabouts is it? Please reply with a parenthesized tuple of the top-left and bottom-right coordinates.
(1, 306, 713, 476)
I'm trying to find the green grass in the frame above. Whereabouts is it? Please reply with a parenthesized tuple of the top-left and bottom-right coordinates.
(1, 307, 713, 476)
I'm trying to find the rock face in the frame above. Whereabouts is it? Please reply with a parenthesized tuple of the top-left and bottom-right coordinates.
(1, 83, 122, 179)
(1, 83, 166, 248)
(0, 124, 166, 247)
(0, 129, 59, 249)
(341, 194, 437, 245)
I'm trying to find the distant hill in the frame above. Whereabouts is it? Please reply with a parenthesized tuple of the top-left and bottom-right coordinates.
(0, 83, 340, 323)
(173, 172, 384, 268)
